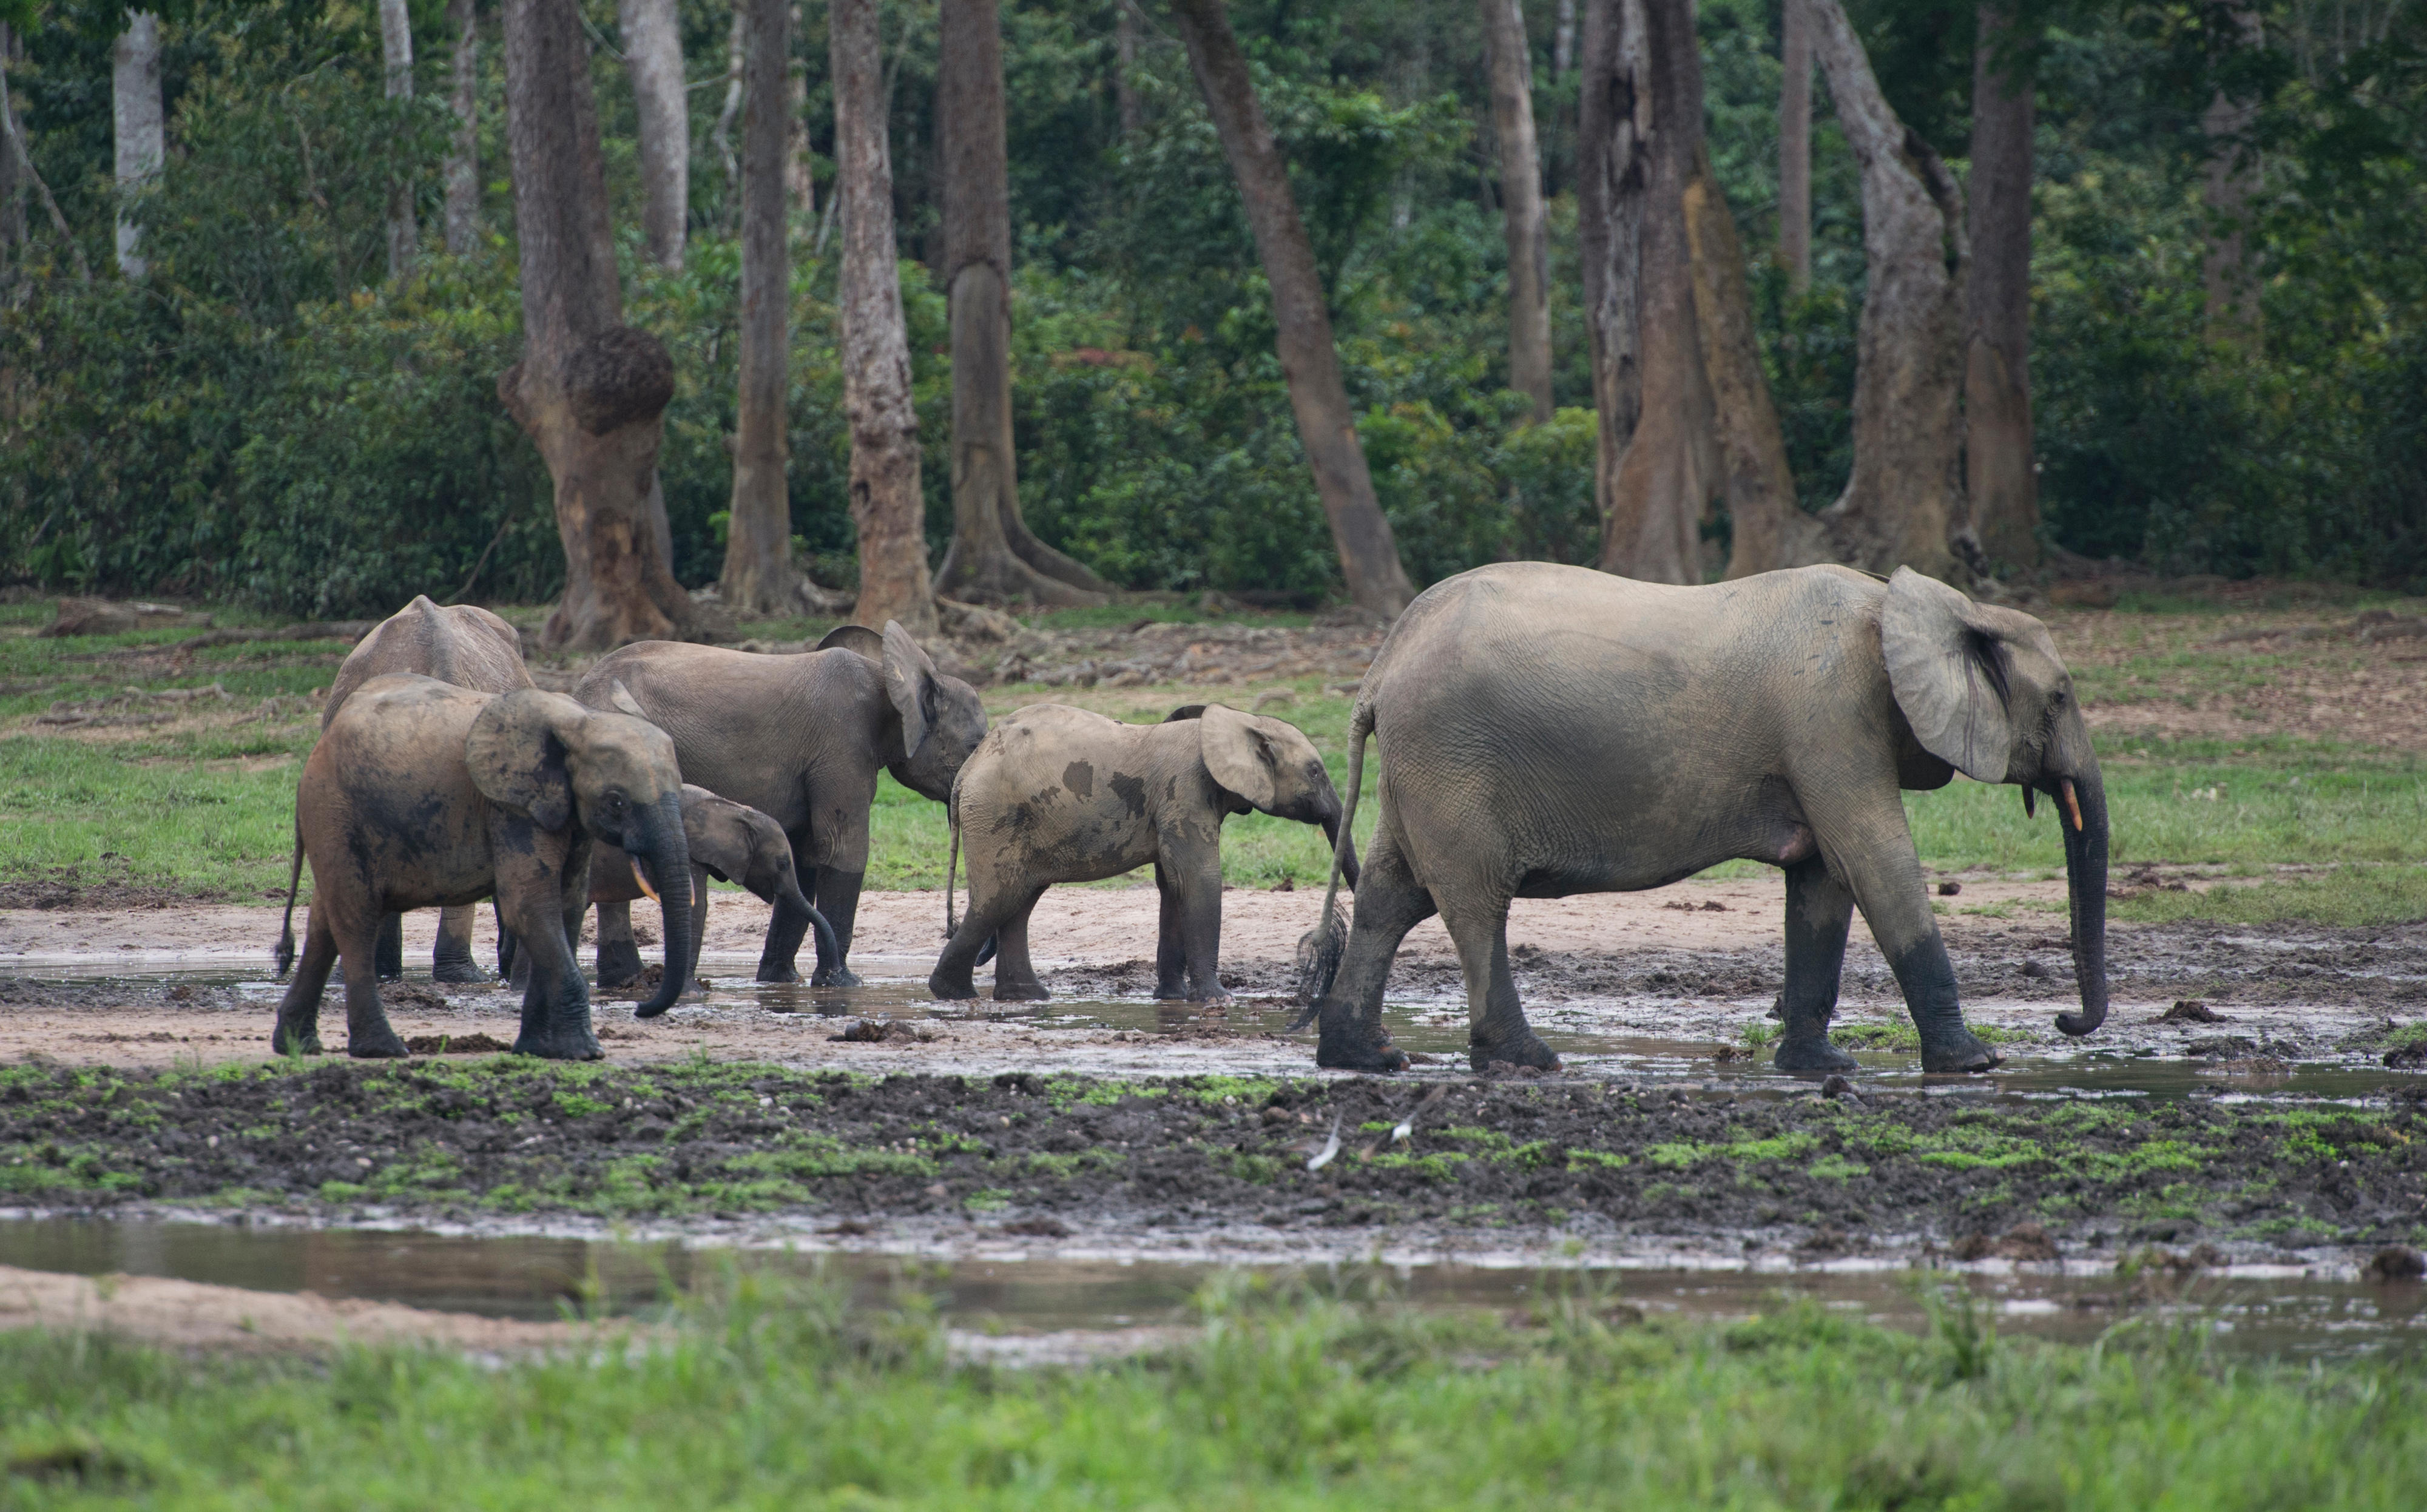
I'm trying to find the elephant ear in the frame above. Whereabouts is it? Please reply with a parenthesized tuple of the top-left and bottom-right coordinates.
(1880, 567, 2012, 784)
(817, 624, 886, 660)
(1199, 704, 1280, 811)
(677, 785, 754, 882)
(881, 621, 939, 760)
(605, 680, 647, 720)
(465, 689, 589, 832)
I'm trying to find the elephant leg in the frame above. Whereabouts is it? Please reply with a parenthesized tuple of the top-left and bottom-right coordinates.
(1316, 819, 1428, 1073)
(1828, 821, 1997, 1075)
(930, 888, 1008, 1001)
(494, 900, 513, 976)
(1152, 863, 1188, 1001)
(1440, 894, 1556, 1072)
(337, 911, 408, 1059)
(595, 900, 642, 988)
(806, 865, 865, 988)
(1160, 842, 1230, 1005)
(374, 911, 405, 980)
(432, 905, 483, 983)
(991, 888, 1050, 1002)
(496, 834, 601, 1061)
(1774, 855, 1860, 1073)
(688, 863, 711, 983)
(272, 905, 339, 1055)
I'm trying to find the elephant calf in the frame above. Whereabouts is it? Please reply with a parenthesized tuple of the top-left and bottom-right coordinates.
(274, 675, 695, 1060)
(931, 703, 1357, 1004)
(587, 784, 842, 1011)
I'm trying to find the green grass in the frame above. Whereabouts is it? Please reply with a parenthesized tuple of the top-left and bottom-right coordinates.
(4, 1276, 2425, 1508)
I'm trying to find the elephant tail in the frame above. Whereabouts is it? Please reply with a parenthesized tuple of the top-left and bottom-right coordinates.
(272, 816, 305, 979)
(1290, 704, 1371, 1028)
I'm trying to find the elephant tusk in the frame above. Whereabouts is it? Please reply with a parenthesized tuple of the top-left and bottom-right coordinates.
(629, 856, 661, 905)
(2061, 778, 2084, 833)
(2022, 786, 2037, 820)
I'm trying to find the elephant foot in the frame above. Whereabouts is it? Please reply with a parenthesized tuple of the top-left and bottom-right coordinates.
(515, 1025, 605, 1061)
(1774, 1034, 1860, 1073)
(993, 980, 1051, 1003)
(595, 941, 644, 990)
(271, 1023, 323, 1056)
(757, 961, 804, 985)
(1316, 1024, 1409, 1073)
(928, 971, 978, 1001)
(431, 956, 485, 985)
(812, 963, 865, 989)
(1920, 1030, 2001, 1075)
(346, 1028, 411, 1059)
(1468, 1028, 1560, 1074)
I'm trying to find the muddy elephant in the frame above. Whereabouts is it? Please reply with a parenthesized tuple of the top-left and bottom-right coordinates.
(1301, 563, 2109, 1075)
(573, 622, 987, 987)
(274, 595, 530, 984)
(274, 675, 695, 1059)
(587, 782, 842, 1010)
(931, 703, 1358, 1004)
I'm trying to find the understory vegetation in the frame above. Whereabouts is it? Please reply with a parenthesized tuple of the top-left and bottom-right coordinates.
(4, 1275, 2426, 1508)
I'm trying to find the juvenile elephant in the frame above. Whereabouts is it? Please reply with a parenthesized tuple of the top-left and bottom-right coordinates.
(274, 676, 695, 1059)
(275, 595, 531, 983)
(575, 621, 987, 987)
(587, 783, 842, 1008)
(931, 703, 1358, 1004)
(1301, 563, 2109, 1075)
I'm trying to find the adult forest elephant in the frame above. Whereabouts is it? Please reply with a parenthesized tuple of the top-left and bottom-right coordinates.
(275, 677, 695, 1059)
(1300, 564, 2109, 1076)
(573, 622, 988, 986)
(274, 595, 531, 983)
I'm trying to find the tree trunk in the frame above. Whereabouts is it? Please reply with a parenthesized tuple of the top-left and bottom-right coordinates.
(933, 0, 1112, 606)
(379, 0, 418, 279)
(715, 5, 746, 217)
(444, 0, 480, 255)
(1578, 1, 1642, 558)
(1684, 143, 1824, 578)
(112, 13, 163, 279)
(831, 0, 939, 636)
(0, 26, 86, 285)
(1115, 2, 1143, 135)
(1554, 0, 1576, 76)
(1168, 0, 1416, 616)
(1965, 4, 2039, 572)
(719, 0, 799, 613)
(1, 24, 25, 258)
(501, 0, 691, 652)
(1778, 0, 1812, 290)
(787, 4, 815, 220)
(2201, 7, 2263, 345)
(1808, 0, 1968, 582)
(619, 0, 689, 270)
(1482, 0, 1552, 424)
(1587, 0, 1715, 584)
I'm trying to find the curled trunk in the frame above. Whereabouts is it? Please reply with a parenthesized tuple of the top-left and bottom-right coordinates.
(2054, 766, 2109, 1036)
(633, 797, 695, 1018)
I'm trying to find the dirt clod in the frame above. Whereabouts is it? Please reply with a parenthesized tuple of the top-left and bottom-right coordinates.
(833, 1019, 936, 1044)
(1951, 1223, 2059, 1263)
(400, 1032, 514, 1055)
(999, 1217, 1073, 1239)
(1937, 881, 1962, 897)
(2364, 1246, 2426, 1282)
(2159, 999, 2223, 1022)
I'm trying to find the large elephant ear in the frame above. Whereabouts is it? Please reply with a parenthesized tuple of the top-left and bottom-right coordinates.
(1199, 704, 1280, 811)
(676, 785, 754, 882)
(881, 621, 938, 759)
(1880, 567, 2011, 783)
(605, 680, 647, 719)
(465, 689, 590, 831)
(817, 624, 885, 659)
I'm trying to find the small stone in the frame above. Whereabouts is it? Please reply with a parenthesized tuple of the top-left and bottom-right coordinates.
(2020, 959, 2050, 979)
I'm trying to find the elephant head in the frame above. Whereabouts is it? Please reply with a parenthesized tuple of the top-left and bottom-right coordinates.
(466, 689, 695, 1017)
(1193, 704, 1362, 888)
(876, 620, 990, 803)
(676, 785, 842, 967)
(1881, 568, 2108, 1036)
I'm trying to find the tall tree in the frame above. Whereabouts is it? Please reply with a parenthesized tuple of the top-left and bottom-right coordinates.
(1115, 0, 1143, 135)
(0, 22, 24, 260)
(379, 0, 417, 278)
(2201, 6, 2263, 343)
(787, 3, 814, 218)
(831, 0, 939, 635)
(1778, 0, 1812, 290)
(934, 0, 1112, 605)
(1580, 0, 1716, 583)
(0, 21, 86, 284)
(718, 0, 801, 612)
(500, 0, 691, 651)
(1966, 4, 2039, 572)
(1482, 0, 1552, 423)
(1167, 0, 1417, 617)
(112, 12, 162, 278)
(1806, 0, 1968, 582)
(444, 0, 480, 255)
(619, 0, 688, 269)
(1554, 0, 1576, 75)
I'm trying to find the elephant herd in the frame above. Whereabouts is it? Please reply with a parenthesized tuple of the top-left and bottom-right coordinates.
(272, 562, 2113, 1074)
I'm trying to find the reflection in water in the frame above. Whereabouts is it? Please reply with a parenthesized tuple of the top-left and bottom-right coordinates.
(2, 1216, 2423, 1360)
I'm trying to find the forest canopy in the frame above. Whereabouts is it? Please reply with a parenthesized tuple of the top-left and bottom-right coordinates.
(3, 1, 2425, 618)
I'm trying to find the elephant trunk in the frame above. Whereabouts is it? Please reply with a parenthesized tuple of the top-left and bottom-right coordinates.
(633, 795, 695, 1019)
(2054, 763, 2110, 1037)
(770, 867, 845, 975)
(1322, 812, 1361, 891)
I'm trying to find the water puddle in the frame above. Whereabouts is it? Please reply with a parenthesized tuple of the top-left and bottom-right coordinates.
(4, 1215, 2421, 1360)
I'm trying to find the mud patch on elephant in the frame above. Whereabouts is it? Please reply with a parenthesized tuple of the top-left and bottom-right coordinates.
(1061, 761, 1095, 800)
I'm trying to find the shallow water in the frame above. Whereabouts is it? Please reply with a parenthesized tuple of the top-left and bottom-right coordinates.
(4, 1215, 2423, 1360)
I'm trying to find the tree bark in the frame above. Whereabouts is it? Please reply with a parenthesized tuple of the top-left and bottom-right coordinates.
(831, 0, 939, 636)
(501, 0, 691, 652)
(1778, 0, 1812, 290)
(444, 0, 480, 255)
(1587, 0, 1716, 584)
(787, 4, 815, 220)
(1684, 143, 1824, 578)
(1116, 1, 1143, 135)
(1482, 0, 1552, 424)
(2201, 7, 2263, 345)
(1554, 0, 1576, 76)
(719, 0, 800, 613)
(1578, 0, 1642, 558)
(1808, 0, 1968, 582)
(619, 0, 689, 270)
(1168, 0, 1416, 616)
(715, 5, 746, 216)
(1, 24, 25, 258)
(112, 13, 163, 279)
(1966, 4, 2039, 572)
(379, 0, 418, 278)
(933, 0, 1111, 606)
